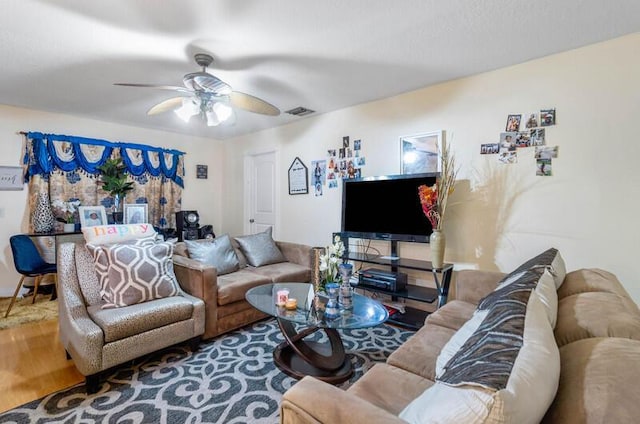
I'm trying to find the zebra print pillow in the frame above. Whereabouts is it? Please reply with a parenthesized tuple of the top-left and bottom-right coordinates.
(438, 287, 532, 390)
(477, 268, 544, 311)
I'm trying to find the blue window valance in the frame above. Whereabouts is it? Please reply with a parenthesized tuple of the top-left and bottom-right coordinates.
(23, 132, 185, 187)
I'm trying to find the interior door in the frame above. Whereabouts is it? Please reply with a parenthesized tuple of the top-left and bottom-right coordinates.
(246, 151, 276, 235)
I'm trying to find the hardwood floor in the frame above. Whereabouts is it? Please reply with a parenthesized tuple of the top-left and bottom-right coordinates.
(0, 319, 83, 413)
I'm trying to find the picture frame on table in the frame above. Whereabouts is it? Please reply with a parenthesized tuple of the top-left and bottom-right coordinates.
(124, 203, 148, 224)
(400, 131, 443, 174)
(79, 206, 108, 227)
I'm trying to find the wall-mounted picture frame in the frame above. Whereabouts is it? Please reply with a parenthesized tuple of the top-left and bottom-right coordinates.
(288, 157, 309, 195)
(124, 203, 148, 224)
(0, 166, 24, 190)
(196, 164, 208, 179)
(79, 206, 108, 227)
(400, 131, 443, 174)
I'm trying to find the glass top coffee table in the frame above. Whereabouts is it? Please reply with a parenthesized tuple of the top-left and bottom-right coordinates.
(246, 282, 388, 384)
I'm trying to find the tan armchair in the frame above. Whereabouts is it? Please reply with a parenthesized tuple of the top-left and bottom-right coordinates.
(57, 242, 205, 393)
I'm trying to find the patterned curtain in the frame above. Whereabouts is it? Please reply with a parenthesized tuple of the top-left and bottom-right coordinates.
(24, 132, 184, 231)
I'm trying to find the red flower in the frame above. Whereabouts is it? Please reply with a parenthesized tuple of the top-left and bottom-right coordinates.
(418, 184, 439, 229)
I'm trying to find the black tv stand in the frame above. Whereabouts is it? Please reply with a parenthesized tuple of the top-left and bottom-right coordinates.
(334, 232, 454, 330)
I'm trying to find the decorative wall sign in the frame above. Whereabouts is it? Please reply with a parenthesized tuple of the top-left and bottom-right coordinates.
(0, 166, 24, 190)
(288, 157, 308, 195)
(196, 164, 208, 179)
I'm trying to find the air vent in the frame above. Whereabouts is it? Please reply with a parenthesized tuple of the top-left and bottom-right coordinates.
(285, 106, 315, 116)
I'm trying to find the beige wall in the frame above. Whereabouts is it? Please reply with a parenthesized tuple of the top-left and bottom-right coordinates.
(0, 105, 224, 296)
(1, 34, 637, 303)
(221, 33, 640, 303)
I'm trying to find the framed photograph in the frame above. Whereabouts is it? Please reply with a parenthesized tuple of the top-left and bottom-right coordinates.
(79, 206, 108, 227)
(124, 203, 148, 224)
(0, 166, 24, 190)
(540, 109, 556, 126)
(505, 114, 522, 132)
(400, 131, 442, 174)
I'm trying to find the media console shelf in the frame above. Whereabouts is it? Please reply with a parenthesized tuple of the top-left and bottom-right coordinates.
(334, 232, 454, 330)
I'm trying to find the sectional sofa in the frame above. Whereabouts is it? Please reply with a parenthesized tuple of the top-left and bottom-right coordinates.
(281, 249, 640, 423)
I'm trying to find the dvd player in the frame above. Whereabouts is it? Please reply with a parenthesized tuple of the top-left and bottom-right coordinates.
(358, 268, 408, 293)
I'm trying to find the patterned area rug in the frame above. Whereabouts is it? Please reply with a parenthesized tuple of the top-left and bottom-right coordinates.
(0, 296, 58, 330)
(0, 318, 413, 423)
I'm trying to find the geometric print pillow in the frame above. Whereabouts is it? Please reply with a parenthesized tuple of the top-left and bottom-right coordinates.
(86, 237, 156, 306)
(101, 241, 179, 308)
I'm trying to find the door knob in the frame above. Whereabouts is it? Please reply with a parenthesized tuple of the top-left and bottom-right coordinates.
(249, 219, 255, 223)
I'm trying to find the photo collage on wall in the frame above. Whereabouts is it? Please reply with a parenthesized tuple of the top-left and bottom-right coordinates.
(480, 108, 558, 176)
(313, 136, 366, 196)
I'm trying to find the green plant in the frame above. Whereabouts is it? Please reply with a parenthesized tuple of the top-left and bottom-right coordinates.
(97, 157, 134, 197)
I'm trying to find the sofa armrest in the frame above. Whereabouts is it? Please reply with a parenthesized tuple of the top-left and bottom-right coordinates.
(281, 376, 406, 424)
(172, 254, 219, 338)
(451, 269, 505, 305)
(276, 241, 313, 269)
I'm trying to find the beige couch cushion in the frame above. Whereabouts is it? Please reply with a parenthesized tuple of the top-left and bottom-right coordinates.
(248, 262, 311, 284)
(426, 300, 476, 331)
(555, 291, 640, 347)
(87, 295, 195, 343)
(216, 269, 272, 305)
(387, 323, 456, 381)
(348, 363, 434, 416)
(542, 337, 640, 424)
(558, 268, 629, 300)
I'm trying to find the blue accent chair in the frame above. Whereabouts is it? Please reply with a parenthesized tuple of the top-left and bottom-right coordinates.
(5, 235, 57, 317)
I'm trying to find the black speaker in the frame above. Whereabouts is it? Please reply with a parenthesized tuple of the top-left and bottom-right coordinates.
(183, 228, 199, 241)
(199, 225, 215, 240)
(176, 210, 200, 241)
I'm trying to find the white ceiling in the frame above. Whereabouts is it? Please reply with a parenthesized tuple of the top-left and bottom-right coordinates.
(1, 0, 639, 140)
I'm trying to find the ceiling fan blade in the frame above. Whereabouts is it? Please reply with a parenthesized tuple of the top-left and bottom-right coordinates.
(229, 91, 280, 116)
(147, 97, 186, 115)
(114, 83, 192, 94)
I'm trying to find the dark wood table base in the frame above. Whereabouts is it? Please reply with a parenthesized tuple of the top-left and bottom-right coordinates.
(273, 319, 353, 384)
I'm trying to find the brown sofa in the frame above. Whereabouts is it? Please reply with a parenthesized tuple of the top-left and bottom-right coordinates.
(173, 238, 313, 339)
(281, 266, 640, 423)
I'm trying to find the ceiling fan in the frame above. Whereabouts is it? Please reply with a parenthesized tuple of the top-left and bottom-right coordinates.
(115, 53, 280, 126)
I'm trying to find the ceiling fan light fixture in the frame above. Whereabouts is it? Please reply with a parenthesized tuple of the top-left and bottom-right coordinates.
(205, 110, 220, 127)
(174, 97, 200, 122)
(213, 102, 233, 122)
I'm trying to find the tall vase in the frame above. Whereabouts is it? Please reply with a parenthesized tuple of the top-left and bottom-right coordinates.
(32, 192, 55, 233)
(324, 283, 340, 320)
(430, 229, 446, 269)
(338, 263, 354, 310)
(112, 193, 123, 224)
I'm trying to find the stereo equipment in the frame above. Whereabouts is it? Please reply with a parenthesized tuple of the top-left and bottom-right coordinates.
(358, 268, 408, 293)
(176, 210, 200, 241)
(182, 228, 199, 241)
(199, 225, 215, 240)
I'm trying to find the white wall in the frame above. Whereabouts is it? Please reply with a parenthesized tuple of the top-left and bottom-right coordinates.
(221, 33, 640, 303)
(0, 105, 224, 296)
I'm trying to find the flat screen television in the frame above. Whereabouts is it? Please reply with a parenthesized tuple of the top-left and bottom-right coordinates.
(341, 172, 438, 243)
